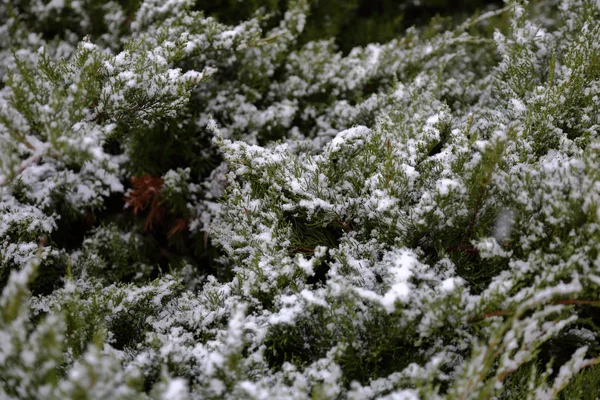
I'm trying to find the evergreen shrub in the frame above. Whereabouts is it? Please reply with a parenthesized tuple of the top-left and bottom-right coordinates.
(1, 0, 600, 398)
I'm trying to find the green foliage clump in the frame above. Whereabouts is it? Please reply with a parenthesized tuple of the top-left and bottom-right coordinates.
(1, 0, 600, 399)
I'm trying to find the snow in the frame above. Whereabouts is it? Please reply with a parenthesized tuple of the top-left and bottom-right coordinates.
(327, 126, 371, 154)
(1, 1, 599, 398)
(440, 278, 457, 292)
(510, 98, 526, 114)
(436, 178, 460, 196)
(380, 282, 411, 312)
(474, 238, 513, 259)
(493, 208, 515, 243)
(297, 255, 315, 276)
(163, 379, 189, 400)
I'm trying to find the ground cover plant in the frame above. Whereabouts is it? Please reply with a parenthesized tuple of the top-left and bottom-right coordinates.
(1, 0, 600, 398)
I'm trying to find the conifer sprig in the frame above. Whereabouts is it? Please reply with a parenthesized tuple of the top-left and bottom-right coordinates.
(1, 0, 600, 398)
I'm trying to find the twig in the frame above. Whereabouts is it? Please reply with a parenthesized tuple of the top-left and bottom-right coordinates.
(0, 150, 55, 187)
(469, 299, 600, 323)
(468, 309, 512, 323)
(447, 242, 479, 255)
(289, 245, 315, 253)
(336, 217, 352, 232)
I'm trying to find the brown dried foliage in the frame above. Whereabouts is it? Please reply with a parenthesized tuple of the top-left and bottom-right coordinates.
(125, 175, 165, 231)
(167, 217, 189, 239)
(125, 175, 190, 238)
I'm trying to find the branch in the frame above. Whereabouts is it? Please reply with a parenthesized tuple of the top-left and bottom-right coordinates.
(0, 149, 59, 187)
(469, 299, 600, 323)
(335, 217, 352, 233)
(289, 245, 315, 254)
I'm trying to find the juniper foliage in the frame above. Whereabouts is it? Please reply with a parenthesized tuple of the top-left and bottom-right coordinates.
(1, 0, 600, 399)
